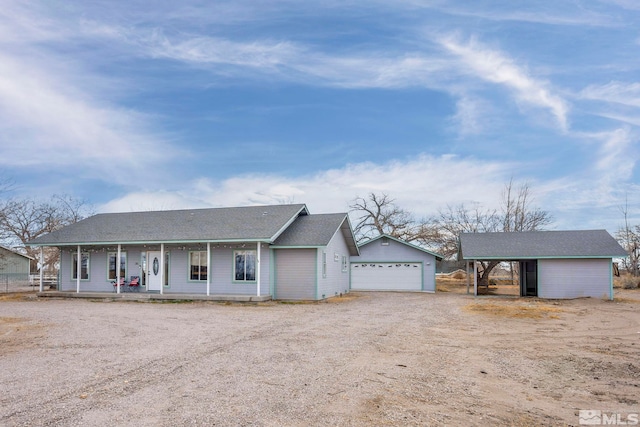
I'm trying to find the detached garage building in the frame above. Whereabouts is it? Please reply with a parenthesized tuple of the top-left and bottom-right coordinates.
(350, 234, 443, 292)
(459, 230, 628, 300)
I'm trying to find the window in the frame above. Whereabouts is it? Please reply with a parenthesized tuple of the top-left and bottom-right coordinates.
(72, 252, 90, 280)
(342, 255, 348, 273)
(189, 251, 208, 281)
(322, 251, 327, 278)
(234, 250, 256, 282)
(107, 252, 127, 280)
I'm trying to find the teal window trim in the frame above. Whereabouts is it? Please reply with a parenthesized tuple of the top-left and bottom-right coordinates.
(233, 249, 257, 284)
(107, 251, 128, 281)
(341, 255, 348, 273)
(71, 252, 90, 281)
(188, 250, 208, 282)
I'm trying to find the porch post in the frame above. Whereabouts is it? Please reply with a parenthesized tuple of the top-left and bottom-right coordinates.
(466, 261, 470, 295)
(256, 242, 261, 297)
(206, 242, 211, 296)
(116, 244, 121, 294)
(76, 245, 81, 293)
(39, 247, 44, 293)
(473, 260, 478, 297)
(160, 243, 164, 295)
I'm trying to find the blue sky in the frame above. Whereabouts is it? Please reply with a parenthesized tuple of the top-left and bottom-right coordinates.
(1, 1, 639, 233)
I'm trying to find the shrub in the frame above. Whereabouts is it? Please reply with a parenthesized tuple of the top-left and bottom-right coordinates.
(620, 275, 640, 290)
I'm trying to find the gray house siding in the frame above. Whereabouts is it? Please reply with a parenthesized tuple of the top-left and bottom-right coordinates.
(317, 231, 351, 299)
(0, 247, 31, 282)
(538, 258, 611, 299)
(274, 248, 316, 300)
(351, 238, 437, 292)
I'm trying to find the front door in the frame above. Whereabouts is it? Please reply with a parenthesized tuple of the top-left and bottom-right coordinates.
(147, 251, 162, 291)
(520, 260, 538, 297)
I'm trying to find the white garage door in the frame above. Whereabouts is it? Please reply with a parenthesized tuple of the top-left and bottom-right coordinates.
(350, 262, 422, 291)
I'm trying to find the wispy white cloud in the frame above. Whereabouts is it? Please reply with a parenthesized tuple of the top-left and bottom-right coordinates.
(438, 35, 570, 131)
(0, 1, 181, 186)
(579, 81, 640, 107)
(136, 29, 449, 90)
(449, 96, 490, 136)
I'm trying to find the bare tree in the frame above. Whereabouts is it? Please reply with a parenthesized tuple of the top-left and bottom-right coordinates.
(431, 180, 552, 286)
(0, 195, 92, 273)
(502, 179, 552, 232)
(616, 198, 639, 276)
(349, 193, 416, 243)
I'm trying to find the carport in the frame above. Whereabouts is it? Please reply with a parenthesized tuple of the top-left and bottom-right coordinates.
(458, 230, 628, 299)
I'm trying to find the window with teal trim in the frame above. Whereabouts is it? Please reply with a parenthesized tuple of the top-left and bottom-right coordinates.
(107, 252, 127, 280)
(72, 252, 90, 280)
(190, 251, 208, 281)
(234, 250, 256, 282)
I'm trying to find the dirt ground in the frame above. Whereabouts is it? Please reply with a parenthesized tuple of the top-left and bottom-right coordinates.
(1, 288, 639, 426)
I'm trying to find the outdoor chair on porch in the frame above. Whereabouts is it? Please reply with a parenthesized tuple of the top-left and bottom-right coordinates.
(128, 276, 140, 292)
(112, 277, 126, 292)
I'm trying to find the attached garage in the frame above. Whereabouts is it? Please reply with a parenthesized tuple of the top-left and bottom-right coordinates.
(350, 234, 443, 292)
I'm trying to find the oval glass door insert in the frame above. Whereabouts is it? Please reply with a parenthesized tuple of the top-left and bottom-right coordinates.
(153, 257, 159, 275)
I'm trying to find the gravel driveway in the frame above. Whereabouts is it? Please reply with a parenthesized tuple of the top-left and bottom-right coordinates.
(1, 292, 639, 426)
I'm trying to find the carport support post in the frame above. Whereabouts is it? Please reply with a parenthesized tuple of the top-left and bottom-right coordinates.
(206, 242, 211, 296)
(256, 242, 261, 297)
(116, 244, 121, 294)
(473, 260, 478, 297)
(39, 247, 44, 293)
(76, 245, 81, 293)
(466, 261, 470, 295)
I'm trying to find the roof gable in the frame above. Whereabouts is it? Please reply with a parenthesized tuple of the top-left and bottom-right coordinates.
(359, 234, 443, 260)
(272, 213, 359, 255)
(0, 246, 34, 260)
(459, 229, 627, 259)
(28, 204, 309, 246)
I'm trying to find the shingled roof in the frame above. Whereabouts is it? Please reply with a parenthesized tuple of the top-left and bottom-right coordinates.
(28, 204, 309, 246)
(459, 229, 628, 260)
(273, 213, 359, 255)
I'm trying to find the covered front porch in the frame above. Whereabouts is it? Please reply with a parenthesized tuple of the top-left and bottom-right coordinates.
(35, 240, 271, 297)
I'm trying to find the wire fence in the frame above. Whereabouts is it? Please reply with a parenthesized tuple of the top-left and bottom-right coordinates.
(0, 274, 58, 293)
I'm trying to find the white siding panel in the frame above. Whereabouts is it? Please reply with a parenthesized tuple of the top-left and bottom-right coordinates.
(274, 249, 316, 300)
(351, 262, 422, 291)
(538, 259, 611, 299)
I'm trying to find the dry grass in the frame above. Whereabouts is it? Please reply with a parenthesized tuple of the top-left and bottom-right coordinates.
(464, 300, 563, 319)
(0, 293, 33, 302)
(325, 293, 362, 303)
(613, 297, 640, 304)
